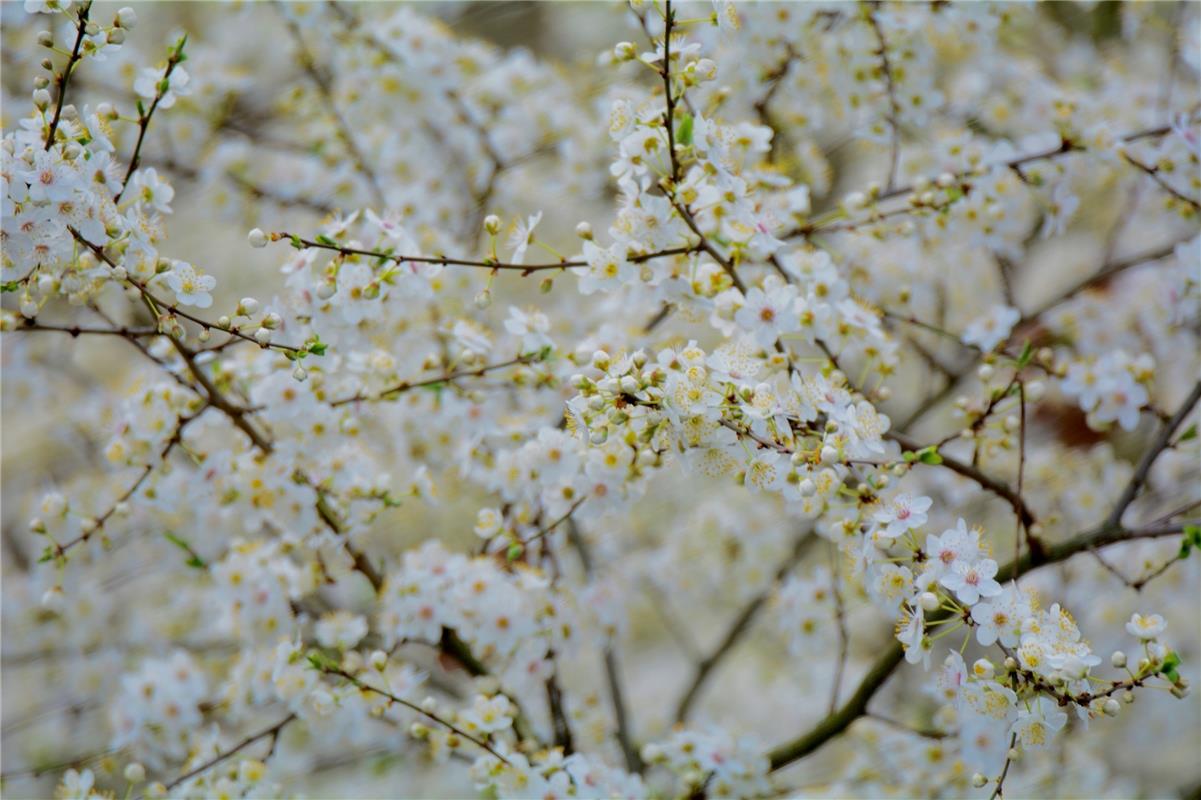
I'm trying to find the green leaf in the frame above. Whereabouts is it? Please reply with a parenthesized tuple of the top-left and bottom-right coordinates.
(1180, 524, 1201, 559)
(1178, 424, 1198, 443)
(1016, 341, 1033, 368)
(290, 234, 303, 250)
(1160, 650, 1181, 682)
(2, 281, 22, 293)
(677, 113, 694, 147)
(315, 234, 338, 247)
(902, 451, 917, 463)
(507, 543, 524, 561)
(917, 446, 943, 465)
(163, 531, 206, 569)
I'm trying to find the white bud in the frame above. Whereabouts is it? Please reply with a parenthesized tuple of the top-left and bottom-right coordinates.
(33, 88, 51, 109)
(844, 191, 866, 210)
(217, 315, 231, 329)
(20, 296, 38, 318)
(1102, 697, 1121, 717)
(591, 350, 610, 370)
(238, 297, 260, 316)
(253, 327, 272, 346)
(919, 592, 940, 612)
(117, 7, 137, 28)
(247, 228, 268, 248)
(113, 501, 131, 517)
(370, 650, 388, 671)
(971, 773, 988, 789)
(483, 214, 502, 235)
(106, 27, 125, 44)
(37, 30, 54, 47)
(124, 763, 146, 783)
(261, 312, 282, 330)
(613, 41, 636, 60)
(1007, 747, 1020, 761)
(937, 172, 956, 188)
(575, 221, 593, 239)
(316, 280, 337, 300)
(1111, 650, 1126, 669)
(798, 478, 816, 497)
(1025, 380, 1045, 402)
(619, 375, 639, 394)
(41, 586, 65, 612)
(977, 364, 994, 381)
(972, 658, 995, 680)
(820, 445, 838, 464)
(292, 364, 307, 382)
(473, 288, 492, 309)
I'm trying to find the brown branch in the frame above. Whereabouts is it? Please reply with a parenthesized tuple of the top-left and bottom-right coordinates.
(151, 713, 297, 796)
(866, 6, 901, 192)
(276, 233, 698, 275)
(329, 354, 541, 407)
(765, 518, 1192, 772)
(674, 531, 815, 723)
(116, 36, 187, 202)
(43, 1, 92, 150)
(320, 666, 512, 764)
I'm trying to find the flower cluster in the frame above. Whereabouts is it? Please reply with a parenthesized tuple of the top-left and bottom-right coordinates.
(1, 1, 1198, 799)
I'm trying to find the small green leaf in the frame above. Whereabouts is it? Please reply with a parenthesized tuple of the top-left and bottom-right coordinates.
(1180, 525, 1201, 559)
(902, 451, 917, 463)
(1179, 424, 1198, 443)
(507, 543, 524, 561)
(2, 281, 22, 293)
(1016, 341, 1033, 368)
(917, 446, 943, 465)
(1160, 650, 1181, 682)
(290, 234, 303, 250)
(315, 234, 338, 247)
(677, 113, 694, 147)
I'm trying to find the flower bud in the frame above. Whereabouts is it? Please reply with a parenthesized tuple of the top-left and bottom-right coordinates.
(253, 327, 272, 346)
(238, 297, 260, 316)
(248, 228, 268, 248)
(261, 312, 282, 330)
(1102, 697, 1120, 717)
(33, 88, 51, 109)
(539, 277, 554, 294)
(1025, 380, 1045, 402)
(107, 28, 125, 45)
(971, 773, 988, 788)
(370, 650, 388, 671)
(124, 763, 146, 783)
(819, 445, 838, 464)
(483, 214, 502, 235)
(798, 478, 816, 497)
(575, 221, 593, 239)
(473, 288, 492, 309)
(37, 30, 54, 47)
(973, 658, 995, 680)
(292, 364, 307, 382)
(919, 592, 940, 612)
(117, 7, 137, 28)
(1003, 657, 1017, 672)
(1110, 650, 1126, 669)
(613, 41, 636, 60)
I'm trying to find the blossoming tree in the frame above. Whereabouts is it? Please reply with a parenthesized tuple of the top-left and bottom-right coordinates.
(2, 1, 1199, 798)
